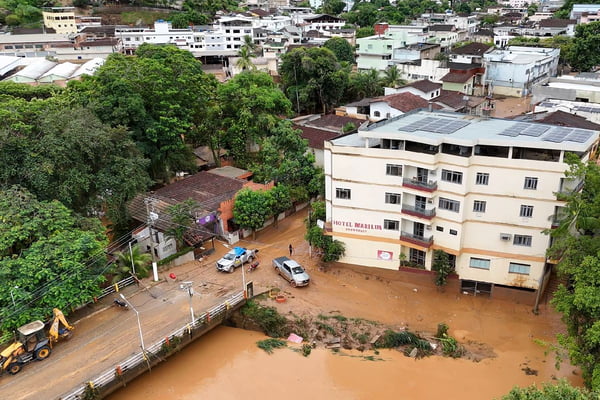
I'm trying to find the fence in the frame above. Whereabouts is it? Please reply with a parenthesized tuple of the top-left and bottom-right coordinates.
(59, 291, 246, 400)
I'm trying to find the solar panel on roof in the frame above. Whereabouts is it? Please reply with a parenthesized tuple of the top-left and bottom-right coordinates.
(399, 117, 470, 134)
(543, 127, 573, 142)
(566, 129, 594, 143)
(521, 125, 550, 137)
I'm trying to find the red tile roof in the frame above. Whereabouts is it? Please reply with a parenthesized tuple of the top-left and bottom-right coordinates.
(451, 42, 491, 56)
(373, 92, 430, 112)
(441, 71, 475, 83)
(296, 125, 342, 150)
(539, 19, 576, 28)
(405, 79, 442, 93)
(536, 110, 600, 130)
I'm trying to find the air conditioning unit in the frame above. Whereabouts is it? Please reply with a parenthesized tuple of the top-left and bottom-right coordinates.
(429, 170, 437, 176)
(427, 199, 434, 204)
(500, 233, 512, 241)
(426, 225, 432, 230)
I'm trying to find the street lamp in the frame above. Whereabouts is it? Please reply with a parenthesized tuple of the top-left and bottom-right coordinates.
(10, 286, 18, 308)
(119, 293, 145, 352)
(179, 281, 195, 325)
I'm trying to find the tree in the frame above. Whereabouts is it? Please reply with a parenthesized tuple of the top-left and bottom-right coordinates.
(236, 45, 256, 71)
(432, 250, 454, 286)
(568, 22, 600, 71)
(347, 69, 384, 100)
(0, 186, 107, 332)
(165, 199, 199, 248)
(269, 184, 292, 227)
(380, 65, 405, 89)
(481, 14, 499, 26)
(304, 201, 345, 262)
(502, 380, 598, 399)
(169, 10, 210, 28)
(109, 244, 152, 283)
(324, 37, 355, 63)
(547, 154, 600, 390)
(215, 71, 293, 167)
(69, 45, 218, 182)
(233, 188, 274, 240)
(341, 2, 379, 27)
(321, 0, 347, 14)
(356, 27, 375, 38)
(280, 47, 348, 114)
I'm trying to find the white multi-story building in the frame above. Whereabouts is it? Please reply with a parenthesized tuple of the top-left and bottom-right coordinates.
(483, 46, 560, 97)
(116, 20, 194, 55)
(324, 110, 599, 295)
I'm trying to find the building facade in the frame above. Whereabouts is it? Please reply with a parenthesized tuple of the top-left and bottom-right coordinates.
(42, 7, 77, 34)
(324, 110, 598, 294)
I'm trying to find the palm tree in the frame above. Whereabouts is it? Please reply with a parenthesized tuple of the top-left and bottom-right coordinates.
(110, 244, 152, 283)
(236, 45, 256, 71)
(381, 65, 405, 89)
(242, 35, 258, 55)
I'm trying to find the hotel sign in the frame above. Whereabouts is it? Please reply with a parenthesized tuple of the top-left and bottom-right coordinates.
(333, 220, 382, 233)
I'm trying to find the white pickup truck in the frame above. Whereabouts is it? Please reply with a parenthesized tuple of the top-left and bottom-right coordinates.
(216, 247, 258, 273)
(273, 257, 310, 287)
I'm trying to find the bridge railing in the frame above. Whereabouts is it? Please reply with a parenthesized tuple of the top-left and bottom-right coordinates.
(59, 291, 246, 400)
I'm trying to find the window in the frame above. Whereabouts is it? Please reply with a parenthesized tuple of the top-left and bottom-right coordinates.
(449, 229, 457, 235)
(374, 111, 381, 117)
(513, 235, 532, 246)
(409, 248, 426, 267)
(439, 197, 460, 213)
(436, 226, 444, 232)
(336, 188, 351, 200)
(524, 177, 538, 190)
(386, 164, 402, 176)
(441, 169, 463, 184)
(469, 257, 490, 270)
(475, 172, 489, 185)
(509, 262, 531, 275)
(384, 219, 399, 230)
(520, 205, 533, 218)
(473, 200, 487, 213)
(385, 193, 401, 204)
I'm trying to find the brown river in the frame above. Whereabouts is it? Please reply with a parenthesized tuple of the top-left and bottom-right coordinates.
(108, 325, 582, 400)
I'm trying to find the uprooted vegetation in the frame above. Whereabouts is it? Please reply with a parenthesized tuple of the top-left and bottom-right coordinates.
(237, 301, 490, 361)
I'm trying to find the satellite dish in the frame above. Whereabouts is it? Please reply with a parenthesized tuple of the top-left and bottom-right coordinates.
(149, 211, 159, 221)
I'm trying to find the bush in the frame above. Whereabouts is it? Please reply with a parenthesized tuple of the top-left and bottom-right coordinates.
(257, 338, 287, 354)
(241, 301, 289, 337)
(375, 329, 431, 352)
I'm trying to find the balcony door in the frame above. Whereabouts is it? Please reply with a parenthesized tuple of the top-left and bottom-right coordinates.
(416, 168, 428, 183)
(415, 195, 426, 211)
(413, 222, 425, 238)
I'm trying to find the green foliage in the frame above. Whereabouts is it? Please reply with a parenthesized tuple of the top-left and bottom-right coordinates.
(375, 329, 432, 352)
(356, 27, 375, 38)
(242, 300, 289, 337)
(569, 22, 600, 71)
(233, 188, 274, 237)
(547, 155, 600, 390)
(324, 37, 355, 63)
(481, 14, 500, 26)
(257, 338, 287, 354)
(342, 122, 356, 133)
(236, 45, 256, 71)
(306, 201, 326, 228)
(302, 343, 312, 356)
(438, 334, 464, 358)
(316, 321, 338, 335)
(380, 65, 405, 89)
(432, 250, 454, 286)
(320, 0, 347, 14)
(347, 69, 384, 100)
(0, 186, 107, 332)
(0, 82, 62, 100)
(70, 45, 217, 182)
(501, 380, 599, 399)
(436, 322, 449, 338)
(181, 0, 240, 17)
(165, 198, 199, 248)
(269, 184, 292, 224)
(280, 47, 347, 114)
(215, 71, 292, 166)
(110, 244, 152, 283)
(169, 11, 210, 28)
(305, 200, 345, 263)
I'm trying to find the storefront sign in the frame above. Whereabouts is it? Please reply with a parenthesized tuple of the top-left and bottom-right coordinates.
(333, 220, 382, 233)
(377, 250, 393, 261)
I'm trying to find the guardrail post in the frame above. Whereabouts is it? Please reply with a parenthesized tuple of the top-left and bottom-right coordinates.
(114, 283, 119, 292)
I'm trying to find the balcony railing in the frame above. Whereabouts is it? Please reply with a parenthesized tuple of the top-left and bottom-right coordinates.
(402, 178, 437, 192)
(401, 204, 436, 219)
(400, 231, 434, 248)
(557, 179, 584, 195)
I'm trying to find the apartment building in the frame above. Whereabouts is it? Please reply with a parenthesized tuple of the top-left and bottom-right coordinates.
(324, 110, 599, 295)
(42, 7, 76, 34)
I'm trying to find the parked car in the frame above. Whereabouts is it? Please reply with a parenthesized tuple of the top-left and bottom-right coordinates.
(272, 257, 310, 287)
(216, 247, 258, 273)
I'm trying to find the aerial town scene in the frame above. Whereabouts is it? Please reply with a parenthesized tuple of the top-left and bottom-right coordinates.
(1, 0, 600, 398)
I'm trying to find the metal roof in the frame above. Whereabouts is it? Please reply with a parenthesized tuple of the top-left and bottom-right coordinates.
(18, 320, 45, 336)
(8, 59, 56, 80)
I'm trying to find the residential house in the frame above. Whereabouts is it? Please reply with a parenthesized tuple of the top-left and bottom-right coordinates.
(431, 90, 491, 114)
(428, 25, 461, 50)
(537, 19, 576, 36)
(571, 4, 600, 22)
(516, 109, 600, 129)
(384, 79, 442, 99)
(440, 71, 478, 95)
(534, 98, 600, 124)
(294, 114, 364, 166)
(483, 46, 560, 97)
(450, 42, 492, 65)
(471, 29, 494, 44)
(368, 92, 434, 121)
(324, 110, 599, 300)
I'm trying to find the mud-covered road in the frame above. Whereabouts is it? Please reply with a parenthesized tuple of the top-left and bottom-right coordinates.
(0, 209, 581, 399)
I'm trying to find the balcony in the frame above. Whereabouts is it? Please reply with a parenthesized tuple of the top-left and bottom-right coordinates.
(402, 178, 437, 192)
(557, 179, 584, 196)
(401, 204, 436, 220)
(400, 231, 433, 248)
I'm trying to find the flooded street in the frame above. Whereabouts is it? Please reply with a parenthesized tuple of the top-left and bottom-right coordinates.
(109, 325, 581, 400)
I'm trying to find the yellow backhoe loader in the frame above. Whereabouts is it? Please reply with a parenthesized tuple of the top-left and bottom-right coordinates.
(0, 308, 74, 375)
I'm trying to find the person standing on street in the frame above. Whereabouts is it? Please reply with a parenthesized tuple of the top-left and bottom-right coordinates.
(289, 244, 293, 257)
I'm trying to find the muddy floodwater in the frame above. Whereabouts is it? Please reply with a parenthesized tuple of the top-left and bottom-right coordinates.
(109, 325, 582, 400)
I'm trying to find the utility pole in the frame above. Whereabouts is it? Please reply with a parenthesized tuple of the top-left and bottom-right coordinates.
(144, 197, 159, 281)
(180, 281, 195, 325)
(128, 241, 136, 276)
